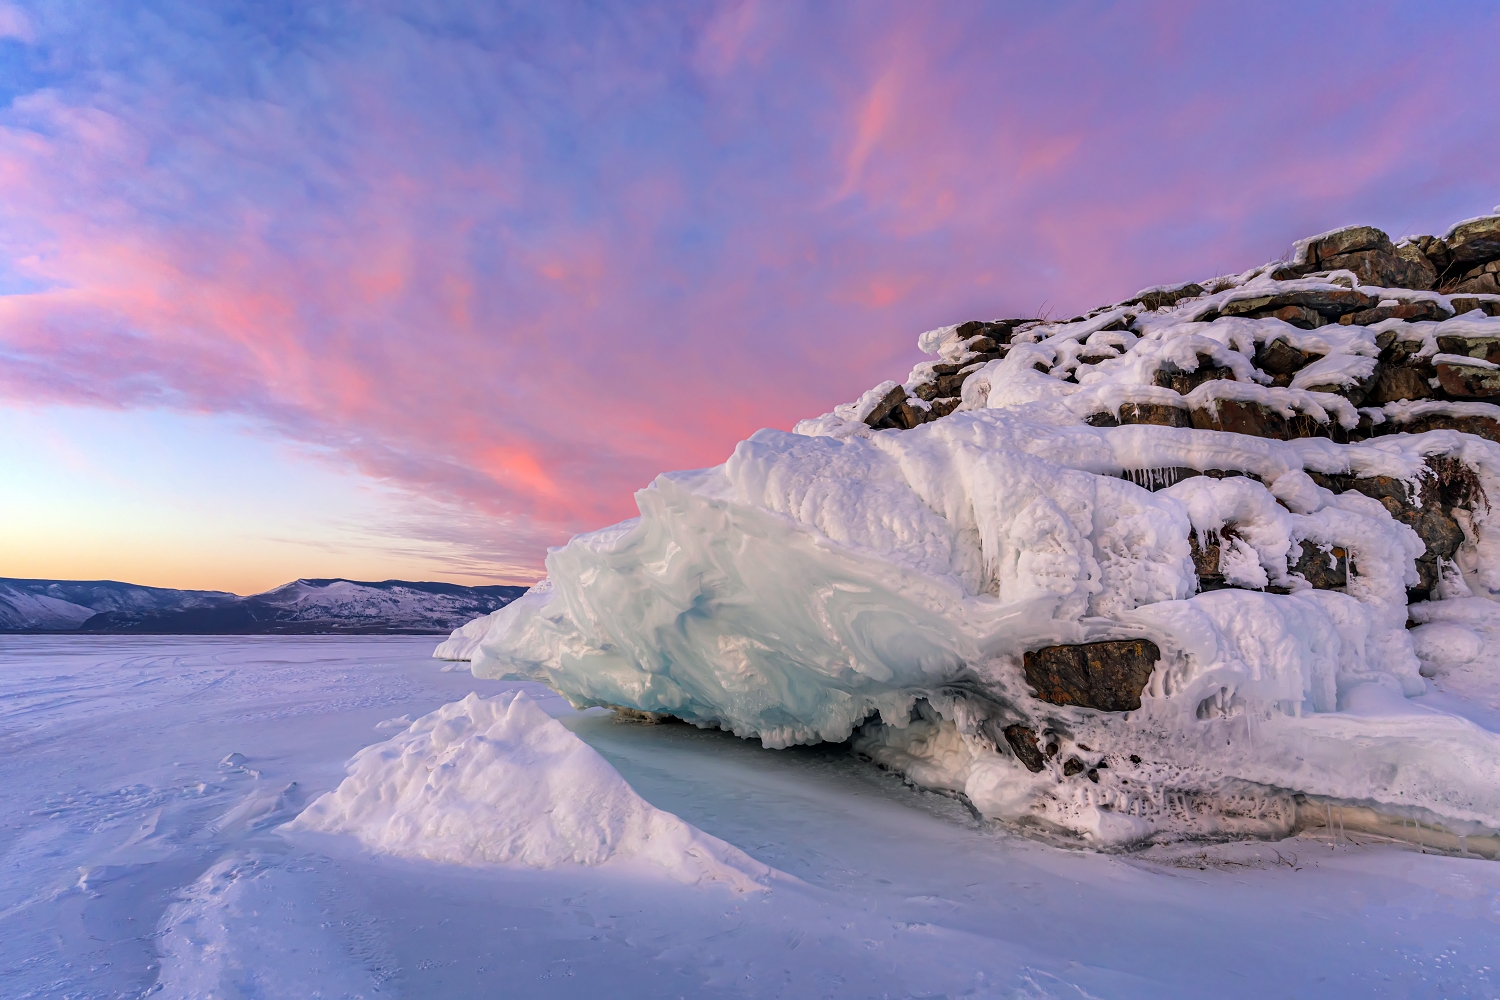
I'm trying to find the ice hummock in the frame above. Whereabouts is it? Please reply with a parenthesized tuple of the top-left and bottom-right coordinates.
(439, 217, 1500, 850)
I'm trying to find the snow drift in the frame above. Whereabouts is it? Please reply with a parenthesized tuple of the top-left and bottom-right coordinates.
(288, 691, 769, 889)
(442, 215, 1500, 850)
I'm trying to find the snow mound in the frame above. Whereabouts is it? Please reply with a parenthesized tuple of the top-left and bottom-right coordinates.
(288, 691, 769, 890)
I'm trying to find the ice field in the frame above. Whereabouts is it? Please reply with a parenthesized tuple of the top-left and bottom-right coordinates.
(1, 635, 1498, 998)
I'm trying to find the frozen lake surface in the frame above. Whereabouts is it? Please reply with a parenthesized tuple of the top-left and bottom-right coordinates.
(1, 635, 1497, 998)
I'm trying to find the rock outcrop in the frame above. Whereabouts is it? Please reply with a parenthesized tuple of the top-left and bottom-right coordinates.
(846, 214, 1500, 711)
(1022, 640, 1163, 713)
(454, 210, 1500, 852)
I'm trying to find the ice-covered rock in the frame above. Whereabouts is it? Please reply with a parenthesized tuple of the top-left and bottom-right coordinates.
(288, 691, 769, 890)
(439, 212, 1500, 850)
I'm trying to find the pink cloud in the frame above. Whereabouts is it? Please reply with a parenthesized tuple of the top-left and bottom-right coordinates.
(2, 1, 1498, 580)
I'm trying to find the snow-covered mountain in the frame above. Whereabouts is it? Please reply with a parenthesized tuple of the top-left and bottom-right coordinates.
(442, 212, 1500, 854)
(1, 577, 527, 633)
(0, 578, 238, 631)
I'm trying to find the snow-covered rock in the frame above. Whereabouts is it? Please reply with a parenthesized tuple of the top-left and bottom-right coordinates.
(440, 214, 1500, 850)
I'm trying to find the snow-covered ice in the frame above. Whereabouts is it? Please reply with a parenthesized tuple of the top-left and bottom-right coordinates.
(449, 416, 1500, 845)
(442, 233, 1500, 849)
(3, 635, 1500, 998)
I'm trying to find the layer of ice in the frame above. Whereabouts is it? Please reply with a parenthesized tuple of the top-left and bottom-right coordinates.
(288, 691, 769, 889)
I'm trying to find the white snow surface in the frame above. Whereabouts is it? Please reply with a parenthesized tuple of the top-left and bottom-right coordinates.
(7, 635, 1500, 999)
(443, 259, 1500, 847)
(291, 690, 768, 889)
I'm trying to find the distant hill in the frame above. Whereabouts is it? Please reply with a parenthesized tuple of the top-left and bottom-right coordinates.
(0, 577, 528, 634)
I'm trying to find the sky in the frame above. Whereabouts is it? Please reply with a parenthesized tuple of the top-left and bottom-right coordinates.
(1, 1, 1498, 594)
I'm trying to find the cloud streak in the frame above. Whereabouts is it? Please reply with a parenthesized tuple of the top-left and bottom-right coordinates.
(2, 0, 1498, 580)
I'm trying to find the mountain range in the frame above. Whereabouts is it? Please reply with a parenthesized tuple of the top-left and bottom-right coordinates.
(0, 577, 527, 634)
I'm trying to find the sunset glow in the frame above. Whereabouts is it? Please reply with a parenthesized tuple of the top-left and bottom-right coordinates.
(2, 1, 1498, 588)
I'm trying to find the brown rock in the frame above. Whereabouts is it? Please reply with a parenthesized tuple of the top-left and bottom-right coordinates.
(1436, 334, 1500, 364)
(863, 385, 908, 427)
(893, 396, 965, 428)
(1189, 525, 1237, 590)
(955, 318, 1035, 345)
(1382, 412, 1500, 443)
(889, 398, 926, 429)
(1435, 359, 1500, 399)
(1301, 363, 1382, 408)
(1320, 249, 1436, 290)
(929, 397, 962, 419)
(1062, 757, 1086, 777)
(1363, 365, 1434, 404)
(914, 360, 988, 401)
(1449, 297, 1500, 317)
(874, 391, 964, 430)
(1446, 272, 1500, 296)
(1023, 639, 1162, 712)
(1132, 283, 1206, 311)
(1441, 259, 1500, 292)
(1445, 216, 1500, 270)
(1411, 235, 1454, 272)
(1255, 338, 1317, 376)
(1118, 401, 1193, 427)
(1394, 242, 1441, 290)
(1154, 354, 1237, 395)
(1340, 300, 1451, 326)
(1379, 336, 1430, 365)
(1265, 304, 1326, 329)
(1290, 540, 1348, 589)
(1345, 462, 1477, 598)
(1306, 226, 1392, 264)
(1268, 263, 1316, 281)
(1190, 397, 1329, 440)
(1222, 288, 1378, 320)
(1191, 524, 1348, 591)
(1399, 499, 1463, 597)
(1306, 471, 1354, 493)
(1002, 724, 1047, 773)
